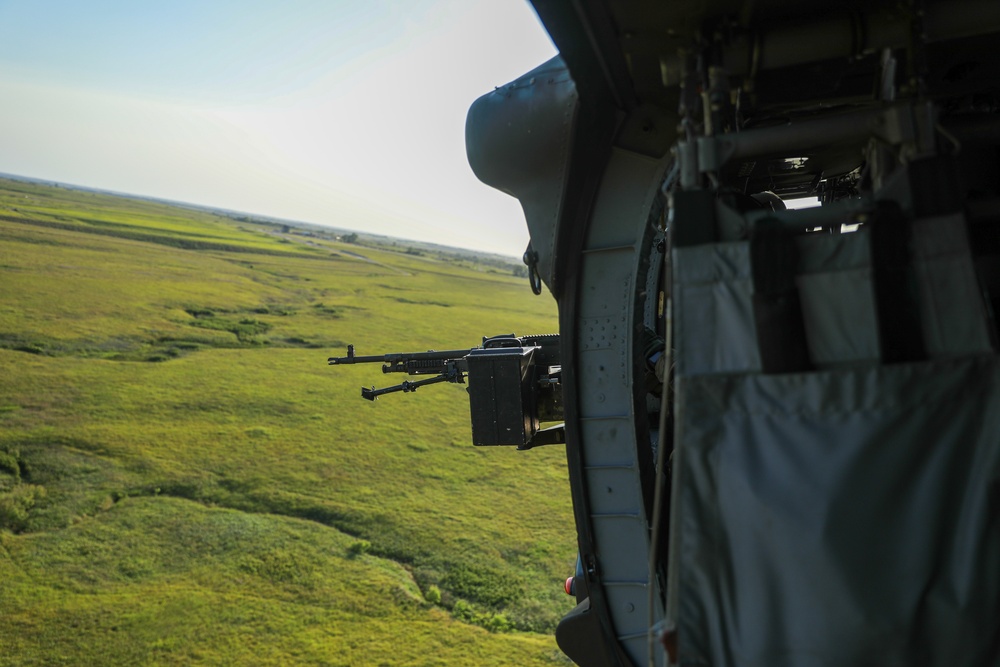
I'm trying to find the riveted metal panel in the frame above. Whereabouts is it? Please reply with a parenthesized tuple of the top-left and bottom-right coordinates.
(578, 348, 631, 417)
(586, 148, 664, 249)
(579, 316, 626, 351)
(604, 583, 654, 638)
(591, 514, 651, 580)
(569, 144, 672, 667)
(580, 417, 637, 467)
(466, 56, 577, 294)
(586, 466, 644, 515)
(578, 248, 635, 319)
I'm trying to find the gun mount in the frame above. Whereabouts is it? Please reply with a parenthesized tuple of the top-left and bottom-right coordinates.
(329, 333, 562, 450)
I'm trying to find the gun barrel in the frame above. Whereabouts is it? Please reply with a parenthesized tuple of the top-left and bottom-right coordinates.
(329, 353, 387, 365)
(329, 357, 385, 365)
(328, 344, 475, 366)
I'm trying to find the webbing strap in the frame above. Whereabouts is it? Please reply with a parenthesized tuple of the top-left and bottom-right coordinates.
(870, 201, 927, 363)
(750, 218, 812, 373)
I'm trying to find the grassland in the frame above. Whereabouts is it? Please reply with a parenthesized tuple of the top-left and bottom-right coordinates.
(0, 178, 574, 666)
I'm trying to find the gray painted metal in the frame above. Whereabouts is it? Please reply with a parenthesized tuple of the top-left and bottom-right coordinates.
(575, 146, 671, 666)
(465, 56, 577, 294)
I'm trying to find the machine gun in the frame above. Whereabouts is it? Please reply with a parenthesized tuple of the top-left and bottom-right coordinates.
(328, 333, 563, 449)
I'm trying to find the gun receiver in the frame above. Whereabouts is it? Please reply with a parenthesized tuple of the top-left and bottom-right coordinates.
(328, 334, 563, 449)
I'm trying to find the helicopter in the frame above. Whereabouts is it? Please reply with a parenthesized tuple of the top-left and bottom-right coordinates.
(333, 1, 1000, 665)
(464, 1, 1000, 666)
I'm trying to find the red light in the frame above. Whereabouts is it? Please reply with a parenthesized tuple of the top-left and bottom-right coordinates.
(564, 576, 575, 595)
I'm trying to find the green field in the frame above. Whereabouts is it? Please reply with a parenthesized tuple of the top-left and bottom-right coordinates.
(0, 178, 575, 666)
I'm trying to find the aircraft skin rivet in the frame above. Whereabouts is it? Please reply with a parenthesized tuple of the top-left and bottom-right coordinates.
(625, 603, 635, 613)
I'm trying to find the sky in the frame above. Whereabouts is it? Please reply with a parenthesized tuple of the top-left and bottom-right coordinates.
(0, 1, 558, 257)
